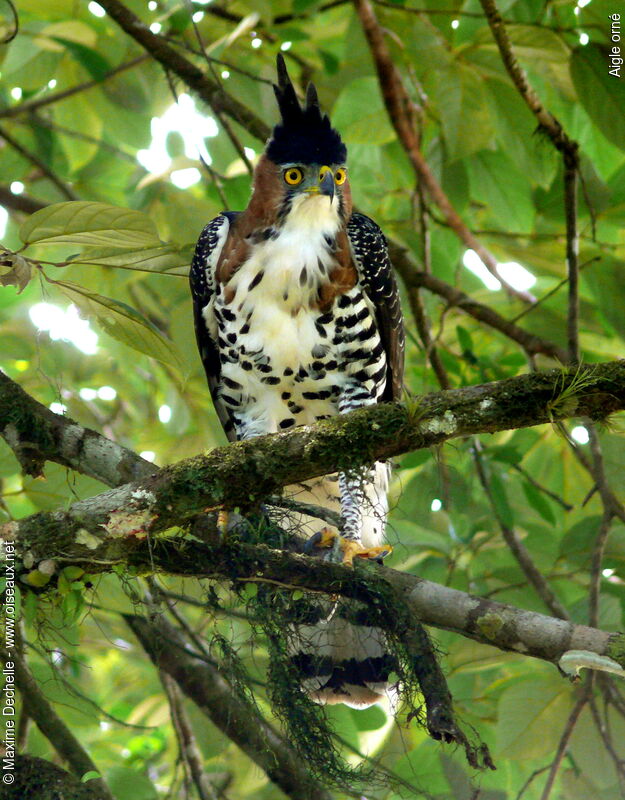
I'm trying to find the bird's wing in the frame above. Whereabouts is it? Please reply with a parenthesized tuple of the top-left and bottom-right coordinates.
(347, 212, 405, 401)
(189, 212, 240, 441)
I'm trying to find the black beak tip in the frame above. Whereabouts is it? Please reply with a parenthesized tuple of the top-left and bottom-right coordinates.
(320, 171, 335, 200)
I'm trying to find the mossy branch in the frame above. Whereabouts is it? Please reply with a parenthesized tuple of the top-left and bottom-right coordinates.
(4, 361, 625, 572)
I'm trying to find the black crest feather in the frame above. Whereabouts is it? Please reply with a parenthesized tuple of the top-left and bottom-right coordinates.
(267, 53, 347, 166)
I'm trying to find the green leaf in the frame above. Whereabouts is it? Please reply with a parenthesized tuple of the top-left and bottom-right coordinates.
(73, 243, 193, 275)
(436, 64, 494, 160)
(105, 767, 158, 800)
(52, 37, 112, 80)
(350, 704, 387, 731)
(570, 44, 625, 152)
(332, 77, 396, 146)
(54, 280, 182, 367)
(467, 151, 535, 232)
(502, 25, 569, 64)
(81, 771, 102, 783)
(456, 325, 474, 355)
(583, 256, 625, 343)
(20, 202, 161, 248)
(495, 674, 572, 759)
(489, 469, 515, 528)
(522, 481, 556, 525)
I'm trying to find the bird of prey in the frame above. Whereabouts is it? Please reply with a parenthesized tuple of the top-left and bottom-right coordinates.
(190, 54, 405, 707)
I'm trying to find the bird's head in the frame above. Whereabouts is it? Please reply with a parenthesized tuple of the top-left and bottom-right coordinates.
(248, 54, 351, 229)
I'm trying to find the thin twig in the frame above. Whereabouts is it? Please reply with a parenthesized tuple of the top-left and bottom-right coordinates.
(161, 672, 219, 800)
(478, 0, 581, 362)
(0, 124, 77, 200)
(0, 55, 149, 119)
(511, 463, 573, 511)
(352, 0, 535, 304)
(472, 440, 570, 620)
(539, 684, 590, 800)
(389, 245, 567, 361)
(6, 649, 116, 800)
(589, 511, 612, 629)
(95, 0, 270, 143)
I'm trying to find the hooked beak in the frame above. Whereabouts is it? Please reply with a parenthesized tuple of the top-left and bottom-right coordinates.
(319, 169, 335, 201)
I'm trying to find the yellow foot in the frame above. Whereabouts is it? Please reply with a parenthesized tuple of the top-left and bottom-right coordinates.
(217, 509, 230, 536)
(340, 541, 393, 566)
(305, 528, 392, 565)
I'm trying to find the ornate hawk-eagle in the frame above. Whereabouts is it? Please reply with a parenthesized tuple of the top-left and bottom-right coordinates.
(190, 55, 405, 707)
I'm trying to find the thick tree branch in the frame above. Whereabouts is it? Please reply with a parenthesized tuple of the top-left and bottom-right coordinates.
(0, 370, 156, 485)
(129, 544, 625, 674)
(126, 613, 334, 800)
(352, 0, 534, 304)
(26, 541, 625, 676)
(0, 186, 46, 214)
(4, 361, 625, 569)
(389, 244, 568, 362)
(95, 0, 270, 144)
(9, 755, 109, 800)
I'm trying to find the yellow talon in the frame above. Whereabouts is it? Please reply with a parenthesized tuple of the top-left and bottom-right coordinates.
(341, 541, 393, 565)
(217, 509, 230, 536)
(305, 529, 392, 565)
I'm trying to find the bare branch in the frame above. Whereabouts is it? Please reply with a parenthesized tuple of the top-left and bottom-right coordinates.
(539, 683, 590, 800)
(0, 185, 46, 214)
(387, 245, 567, 363)
(0, 370, 156, 485)
(352, 0, 534, 304)
(472, 440, 570, 620)
(0, 124, 77, 200)
(0, 56, 149, 120)
(95, 0, 270, 144)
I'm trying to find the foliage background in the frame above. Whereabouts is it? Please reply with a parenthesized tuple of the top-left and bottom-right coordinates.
(1, 0, 625, 797)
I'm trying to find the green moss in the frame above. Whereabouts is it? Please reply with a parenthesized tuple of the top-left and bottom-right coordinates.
(476, 612, 505, 640)
(606, 633, 625, 667)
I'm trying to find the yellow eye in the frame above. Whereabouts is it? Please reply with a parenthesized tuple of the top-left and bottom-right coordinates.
(334, 167, 347, 185)
(284, 167, 304, 185)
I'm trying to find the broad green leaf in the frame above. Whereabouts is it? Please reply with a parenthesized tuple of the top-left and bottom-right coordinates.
(475, 24, 569, 64)
(522, 481, 556, 525)
(332, 77, 396, 145)
(37, 20, 97, 49)
(53, 61, 103, 172)
(73, 243, 193, 275)
(54, 279, 182, 367)
(495, 674, 572, 759)
(467, 151, 535, 232)
(53, 37, 113, 81)
(570, 44, 625, 152)
(105, 767, 158, 800)
(20, 202, 161, 248)
(583, 256, 625, 343)
(489, 469, 515, 529)
(436, 64, 494, 160)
